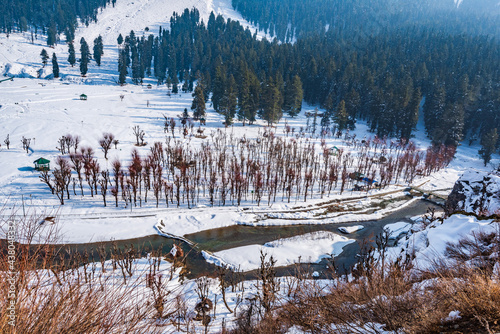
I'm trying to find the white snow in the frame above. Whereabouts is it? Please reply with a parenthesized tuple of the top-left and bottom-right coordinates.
(384, 222, 412, 239)
(338, 225, 365, 234)
(387, 214, 497, 270)
(444, 310, 461, 322)
(204, 231, 354, 271)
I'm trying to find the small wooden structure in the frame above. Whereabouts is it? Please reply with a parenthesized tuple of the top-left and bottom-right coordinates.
(34, 158, 50, 171)
(329, 146, 340, 156)
(79, 94, 87, 101)
(146, 84, 152, 89)
(349, 172, 364, 181)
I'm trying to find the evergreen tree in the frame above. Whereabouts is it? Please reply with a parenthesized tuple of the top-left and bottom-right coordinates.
(284, 75, 303, 117)
(261, 77, 282, 126)
(211, 65, 226, 112)
(79, 37, 91, 76)
(131, 45, 141, 84)
(335, 100, 349, 131)
(172, 76, 179, 94)
(400, 87, 421, 139)
(237, 68, 252, 125)
(479, 128, 498, 166)
(219, 75, 238, 125)
(424, 85, 446, 136)
(40, 49, 49, 67)
(117, 33, 124, 45)
(64, 26, 75, 43)
(52, 53, 59, 78)
(191, 84, 206, 119)
(93, 35, 104, 66)
(432, 102, 465, 147)
(118, 49, 128, 85)
(47, 21, 57, 46)
(68, 42, 76, 67)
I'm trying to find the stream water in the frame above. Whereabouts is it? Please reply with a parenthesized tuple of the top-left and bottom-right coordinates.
(34, 200, 441, 280)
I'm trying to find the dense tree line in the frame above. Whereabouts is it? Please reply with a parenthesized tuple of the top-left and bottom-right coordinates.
(116, 9, 500, 145)
(232, 0, 500, 42)
(0, 0, 115, 43)
(40, 128, 455, 208)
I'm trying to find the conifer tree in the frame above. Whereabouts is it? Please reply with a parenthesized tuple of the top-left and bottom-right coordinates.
(479, 128, 498, 166)
(191, 84, 206, 119)
(237, 68, 252, 125)
(211, 65, 226, 112)
(219, 75, 238, 125)
(93, 35, 104, 66)
(79, 37, 91, 76)
(118, 49, 128, 85)
(40, 49, 49, 67)
(117, 33, 124, 45)
(284, 75, 303, 117)
(335, 100, 349, 131)
(52, 53, 59, 78)
(400, 87, 421, 139)
(68, 42, 76, 67)
(131, 45, 141, 84)
(432, 102, 464, 147)
(47, 21, 57, 47)
(261, 77, 282, 126)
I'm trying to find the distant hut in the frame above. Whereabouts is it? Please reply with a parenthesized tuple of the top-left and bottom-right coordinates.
(79, 94, 87, 101)
(146, 84, 152, 89)
(34, 158, 50, 171)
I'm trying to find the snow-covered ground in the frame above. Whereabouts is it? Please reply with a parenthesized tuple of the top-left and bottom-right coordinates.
(202, 231, 354, 271)
(387, 214, 498, 270)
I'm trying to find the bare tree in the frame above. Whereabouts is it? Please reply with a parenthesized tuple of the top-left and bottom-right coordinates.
(53, 157, 72, 204)
(39, 169, 54, 194)
(99, 133, 115, 159)
(111, 159, 122, 207)
(99, 170, 110, 207)
(21, 136, 31, 153)
(132, 126, 145, 146)
(4, 134, 10, 149)
(69, 153, 84, 196)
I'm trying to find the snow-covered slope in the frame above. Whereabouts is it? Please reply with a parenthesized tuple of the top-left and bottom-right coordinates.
(73, 0, 267, 46)
(0, 0, 268, 82)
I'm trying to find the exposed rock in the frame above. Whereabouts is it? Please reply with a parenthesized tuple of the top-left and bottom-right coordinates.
(445, 169, 500, 217)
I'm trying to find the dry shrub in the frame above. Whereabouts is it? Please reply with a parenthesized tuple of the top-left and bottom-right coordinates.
(235, 226, 500, 334)
(0, 209, 174, 334)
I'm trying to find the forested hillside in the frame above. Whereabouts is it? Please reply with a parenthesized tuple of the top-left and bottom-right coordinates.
(115, 9, 500, 144)
(232, 0, 500, 41)
(0, 0, 115, 41)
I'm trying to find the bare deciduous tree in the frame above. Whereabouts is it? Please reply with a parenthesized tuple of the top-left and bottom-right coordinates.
(132, 126, 145, 146)
(99, 133, 115, 159)
(4, 134, 10, 149)
(21, 136, 31, 153)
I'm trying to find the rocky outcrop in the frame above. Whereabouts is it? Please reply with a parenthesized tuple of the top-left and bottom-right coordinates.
(445, 170, 500, 217)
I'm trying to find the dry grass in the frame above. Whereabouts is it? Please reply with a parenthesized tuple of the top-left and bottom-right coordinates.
(230, 228, 500, 334)
(0, 209, 180, 334)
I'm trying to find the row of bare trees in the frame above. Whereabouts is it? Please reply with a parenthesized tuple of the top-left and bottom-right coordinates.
(39, 129, 455, 208)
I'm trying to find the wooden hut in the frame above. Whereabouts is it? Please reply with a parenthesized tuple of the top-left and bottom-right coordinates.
(79, 94, 87, 101)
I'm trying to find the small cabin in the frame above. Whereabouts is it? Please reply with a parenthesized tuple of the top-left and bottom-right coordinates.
(79, 94, 87, 101)
(349, 172, 364, 181)
(146, 84, 152, 89)
(34, 158, 50, 171)
(329, 146, 340, 156)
